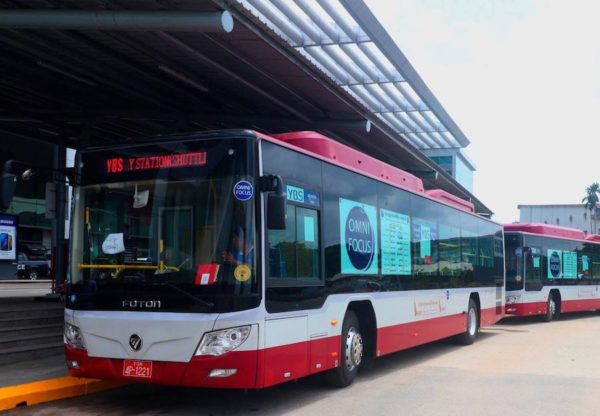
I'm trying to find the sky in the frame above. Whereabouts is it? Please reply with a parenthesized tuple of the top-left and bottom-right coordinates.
(364, 0, 600, 223)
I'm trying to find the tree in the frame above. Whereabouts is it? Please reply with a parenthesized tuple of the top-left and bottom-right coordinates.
(582, 182, 600, 234)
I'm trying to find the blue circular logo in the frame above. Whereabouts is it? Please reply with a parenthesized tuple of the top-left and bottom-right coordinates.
(345, 206, 375, 271)
(233, 181, 253, 201)
(549, 251, 561, 277)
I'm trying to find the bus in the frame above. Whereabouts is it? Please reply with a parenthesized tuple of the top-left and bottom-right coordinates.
(62, 129, 504, 389)
(504, 223, 600, 321)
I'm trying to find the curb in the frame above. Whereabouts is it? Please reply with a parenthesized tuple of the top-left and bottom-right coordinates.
(0, 376, 125, 411)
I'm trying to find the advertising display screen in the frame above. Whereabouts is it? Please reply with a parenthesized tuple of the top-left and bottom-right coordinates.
(0, 214, 17, 261)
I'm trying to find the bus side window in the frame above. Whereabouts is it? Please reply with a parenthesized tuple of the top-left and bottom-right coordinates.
(525, 247, 542, 291)
(267, 203, 320, 282)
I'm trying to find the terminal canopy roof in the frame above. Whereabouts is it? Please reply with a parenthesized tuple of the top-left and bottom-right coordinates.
(0, 0, 493, 216)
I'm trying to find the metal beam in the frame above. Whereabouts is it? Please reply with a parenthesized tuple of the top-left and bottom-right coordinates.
(0, 110, 369, 132)
(340, 0, 470, 147)
(157, 32, 313, 122)
(0, 10, 234, 32)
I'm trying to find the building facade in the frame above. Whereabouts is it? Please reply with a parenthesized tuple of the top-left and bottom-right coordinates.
(518, 204, 600, 235)
(424, 149, 475, 192)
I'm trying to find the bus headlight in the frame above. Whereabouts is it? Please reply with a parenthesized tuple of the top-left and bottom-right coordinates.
(506, 295, 521, 304)
(64, 323, 86, 350)
(195, 326, 251, 356)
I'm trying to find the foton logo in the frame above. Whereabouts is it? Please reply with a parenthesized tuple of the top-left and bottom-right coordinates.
(345, 206, 375, 271)
(122, 300, 162, 309)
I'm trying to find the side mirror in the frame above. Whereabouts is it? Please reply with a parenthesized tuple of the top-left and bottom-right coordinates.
(262, 175, 287, 230)
(0, 173, 16, 210)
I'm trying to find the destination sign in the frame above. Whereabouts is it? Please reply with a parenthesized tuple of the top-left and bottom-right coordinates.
(105, 152, 207, 174)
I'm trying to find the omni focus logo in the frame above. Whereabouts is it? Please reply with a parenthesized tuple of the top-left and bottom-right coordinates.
(340, 198, 378, 274)
(549, 250, 562, 278)
(233, 180, 253, 201)
(346, 206, 375, 270)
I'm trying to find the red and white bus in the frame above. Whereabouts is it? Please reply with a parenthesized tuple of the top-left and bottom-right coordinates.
(64, 130, 504, 389)
(504, 223, 600, 321)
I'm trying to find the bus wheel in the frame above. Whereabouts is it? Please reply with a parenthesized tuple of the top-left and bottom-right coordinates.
(544, 293, 559, 322)
(456, 299, 479, 345)
(326, 310, 363, 388)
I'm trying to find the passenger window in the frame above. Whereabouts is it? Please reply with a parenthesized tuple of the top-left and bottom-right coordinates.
(268, 203, 320, 283)
(524, 246, 542, 291)
(438, 205, 461, 280)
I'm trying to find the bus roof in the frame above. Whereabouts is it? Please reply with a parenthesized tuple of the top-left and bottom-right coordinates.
(425, 189, 474, 213)
(585, 234, 600, 242)
(504, 223, 586, 240)
(270, 131, 425, 194)
(268, 130, 480, 214)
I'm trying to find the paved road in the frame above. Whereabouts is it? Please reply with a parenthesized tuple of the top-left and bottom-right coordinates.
(7, 312, 600, 416)
(0, 281, 53, 298)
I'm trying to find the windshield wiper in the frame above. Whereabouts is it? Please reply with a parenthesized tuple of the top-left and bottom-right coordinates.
(157, 282, 214, 312)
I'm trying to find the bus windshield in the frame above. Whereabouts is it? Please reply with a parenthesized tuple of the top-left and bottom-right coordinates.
(67, 137, 259, 313)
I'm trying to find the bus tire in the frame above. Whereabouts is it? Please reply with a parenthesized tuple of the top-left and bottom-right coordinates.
(544, 293, 559, 322)
(325, 310, 363, 388)
(456, 298, 479, 345)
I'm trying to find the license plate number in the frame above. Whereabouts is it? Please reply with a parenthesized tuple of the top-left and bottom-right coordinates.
(123, 360, 152, 378)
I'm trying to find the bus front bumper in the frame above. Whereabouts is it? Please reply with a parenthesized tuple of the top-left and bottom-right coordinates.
(505, 301, 546, 316)
(64, 344, 260, 389)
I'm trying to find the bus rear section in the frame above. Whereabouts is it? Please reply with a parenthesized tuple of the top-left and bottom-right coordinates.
(64, 130, 505, 390)
(504, 223, 600, 321)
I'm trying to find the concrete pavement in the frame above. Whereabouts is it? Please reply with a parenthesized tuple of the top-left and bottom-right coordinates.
(6, 312, 600, 415)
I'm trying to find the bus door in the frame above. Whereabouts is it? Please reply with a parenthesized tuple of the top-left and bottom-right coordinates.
(263, 197, 323, 386)
(524, 246, 542, 291)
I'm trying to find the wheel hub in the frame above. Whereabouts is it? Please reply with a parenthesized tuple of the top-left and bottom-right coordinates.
(345, 327, 363, 371)
(468, 307, 477, 335)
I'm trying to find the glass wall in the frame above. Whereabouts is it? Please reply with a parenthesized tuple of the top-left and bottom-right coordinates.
(455, 156, 474, 193)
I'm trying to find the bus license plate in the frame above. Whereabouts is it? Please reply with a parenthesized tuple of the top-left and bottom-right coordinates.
(123, 360, 152, 378)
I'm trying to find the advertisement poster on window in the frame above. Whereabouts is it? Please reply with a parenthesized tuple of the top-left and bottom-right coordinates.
(547, 249, 562, 279)
(339, 198, 378, 275)
(562, 251, 577, 279)
(412, 219, 437, 265)
(380, 208, 411, 275)
(0, 214, 17, 261)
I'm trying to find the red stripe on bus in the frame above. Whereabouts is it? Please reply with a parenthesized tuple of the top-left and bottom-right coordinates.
(377, 312, 465, 356)
(559, 298, 600, 313)
(481, 305, 504, 326)
(506, 298, 600, 316)
(65, 307, 501, 389)
(376, 306, 500, 356)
